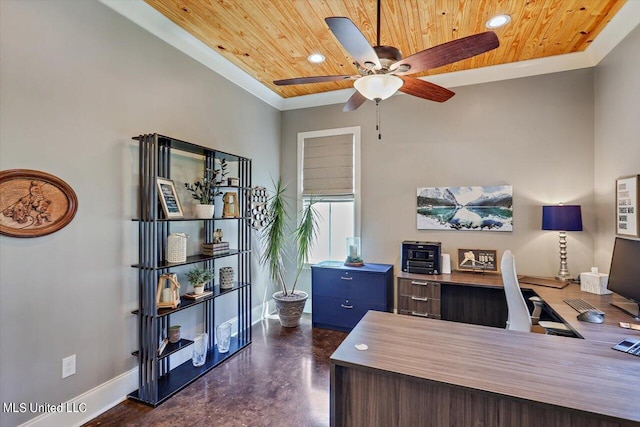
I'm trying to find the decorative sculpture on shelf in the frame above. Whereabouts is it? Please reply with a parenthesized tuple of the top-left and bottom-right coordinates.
(212, 228, 223, 244)
(223, 192, 239, 218)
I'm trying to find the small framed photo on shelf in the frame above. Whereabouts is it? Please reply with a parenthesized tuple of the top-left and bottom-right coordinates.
(227, 177, 240, 187)
(156, 178, 184, 219)
(457, 249, 498, 272)
(616, 175, 639, 237)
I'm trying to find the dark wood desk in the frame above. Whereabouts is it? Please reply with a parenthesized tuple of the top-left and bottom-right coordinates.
(331, 273, 640, 426)
(398, 271, 638, 343)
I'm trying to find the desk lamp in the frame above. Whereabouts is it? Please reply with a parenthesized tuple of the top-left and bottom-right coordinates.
(542, 204, 583, 281)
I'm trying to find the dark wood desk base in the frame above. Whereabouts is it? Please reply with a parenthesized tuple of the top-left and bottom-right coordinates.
(330, 311, 640, 427)
(397, 271, 638, 343)
(333, 365, 634, 427)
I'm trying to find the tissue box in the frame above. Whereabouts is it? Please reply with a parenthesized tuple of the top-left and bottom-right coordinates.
(580, 272, 612, 295)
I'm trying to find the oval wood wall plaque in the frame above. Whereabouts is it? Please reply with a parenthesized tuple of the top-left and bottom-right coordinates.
(0, 169, 78, 238)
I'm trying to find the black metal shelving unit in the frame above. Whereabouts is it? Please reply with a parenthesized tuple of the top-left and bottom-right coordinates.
(129, 133, 252, 406)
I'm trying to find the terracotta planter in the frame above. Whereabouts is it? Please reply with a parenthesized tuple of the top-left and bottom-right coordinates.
(273, 290, 308, 327)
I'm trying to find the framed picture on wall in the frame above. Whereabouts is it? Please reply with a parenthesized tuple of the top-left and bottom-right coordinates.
(417, 185, 513, 231)
(616, 175, 639, 237)
(457, 249, 498, 272)
(156, 178, 184, 219)
(0, 169, 78, 238)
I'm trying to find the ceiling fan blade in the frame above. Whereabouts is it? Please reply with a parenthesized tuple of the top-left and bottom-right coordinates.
(274, 75, 357, 86)
(325, 17, 381, 70)
(343, 90, 367, 112)
(391, 31, 499, 75)
(398, 76, 455, 103)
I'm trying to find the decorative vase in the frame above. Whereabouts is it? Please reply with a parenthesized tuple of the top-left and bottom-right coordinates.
(167, 233, 188, 263)
(168, 325, 181, 344)
(345, 237, 364, 266)
(272, 290, 308, 327)
(214, 195, 224, 218)
(192, 333, 208, 367)
(195, 204, 214, 219)
(216, 321, 232, 353)
(193, 284, 205, 295)
(219, 267, 234, 290)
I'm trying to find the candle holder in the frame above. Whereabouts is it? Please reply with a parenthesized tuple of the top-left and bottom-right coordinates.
(345, 237, 364, 267)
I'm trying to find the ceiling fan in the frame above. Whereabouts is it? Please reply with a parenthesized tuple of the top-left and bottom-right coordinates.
(274, 0, 500, 112)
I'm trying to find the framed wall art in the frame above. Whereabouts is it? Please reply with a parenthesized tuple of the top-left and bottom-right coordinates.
(417, 185, 513, 231)
(156, 178, 184, 219)
(0, 169, 78, 238)
(457, 249, 498, 272)
(616, 175, 639, 237)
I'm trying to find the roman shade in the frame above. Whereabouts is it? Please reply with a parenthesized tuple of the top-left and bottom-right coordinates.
(302, 134, 354, 196)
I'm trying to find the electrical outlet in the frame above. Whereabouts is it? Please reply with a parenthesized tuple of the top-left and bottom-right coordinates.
(62, 354, 76, 379)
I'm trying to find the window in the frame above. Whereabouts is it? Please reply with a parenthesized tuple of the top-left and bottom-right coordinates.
(297, 127, 360, 263)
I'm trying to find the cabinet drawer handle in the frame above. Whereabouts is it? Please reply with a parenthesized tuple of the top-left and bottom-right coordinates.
(341, 304, 354, 309)
(341, 276, 353, 281)
(411, 311, 430, 318)
(411, 296, 429, 302)
(411, 281, 428, 286)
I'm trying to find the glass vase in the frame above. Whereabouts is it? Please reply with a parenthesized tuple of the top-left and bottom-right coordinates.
(216, 321, 232, 353)
(192, 333, 208, 367)
(345, 237, 363, 266)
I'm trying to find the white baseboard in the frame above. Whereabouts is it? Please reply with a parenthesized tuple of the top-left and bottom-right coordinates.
(18, 305, 269, 427)
(18, 368, 138, 427)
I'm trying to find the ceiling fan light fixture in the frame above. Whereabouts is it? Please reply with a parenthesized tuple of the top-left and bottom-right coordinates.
(307, 53, 326, 64)
(354, 75, 403, 101)
(486, 14, 511, 29)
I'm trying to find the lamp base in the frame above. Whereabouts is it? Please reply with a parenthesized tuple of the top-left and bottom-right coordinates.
(555, 231, 572, 282)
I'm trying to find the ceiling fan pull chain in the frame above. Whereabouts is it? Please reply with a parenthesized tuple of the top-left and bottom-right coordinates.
(376, 99, 382, 140)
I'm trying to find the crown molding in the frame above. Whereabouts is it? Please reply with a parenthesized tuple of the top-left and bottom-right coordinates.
(101, 0, 639, 112)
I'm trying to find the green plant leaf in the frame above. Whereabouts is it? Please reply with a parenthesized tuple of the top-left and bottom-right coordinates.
(258, 177, 321, 296)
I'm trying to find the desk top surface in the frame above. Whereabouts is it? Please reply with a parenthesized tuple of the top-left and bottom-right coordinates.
(312, 261, 393, 273)
(332, 310, 640, 422)
(398, 270, 639, 344)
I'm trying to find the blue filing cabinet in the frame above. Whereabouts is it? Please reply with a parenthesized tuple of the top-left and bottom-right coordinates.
(311, 261, 394, 332)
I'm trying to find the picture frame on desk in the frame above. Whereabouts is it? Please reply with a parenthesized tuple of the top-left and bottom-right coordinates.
(616, 175, 639, 237)
(156, 178, 184, 219)
(457, 249, 498, 272)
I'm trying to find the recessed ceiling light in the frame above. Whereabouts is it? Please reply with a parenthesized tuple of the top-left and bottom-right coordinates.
(486, 14, 511, 29)
(307, 53, 325, 64)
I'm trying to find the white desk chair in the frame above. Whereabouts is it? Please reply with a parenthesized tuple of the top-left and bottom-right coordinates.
(501, 250, 571, 334)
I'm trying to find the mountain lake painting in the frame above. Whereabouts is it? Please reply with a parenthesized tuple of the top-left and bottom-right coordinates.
(417, 185, 513, 231)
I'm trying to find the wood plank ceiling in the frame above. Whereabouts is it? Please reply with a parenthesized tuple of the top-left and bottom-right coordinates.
(145, 0, 626, 98)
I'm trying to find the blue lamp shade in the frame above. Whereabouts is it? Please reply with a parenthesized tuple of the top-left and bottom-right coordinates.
(542, 205, 583, 231)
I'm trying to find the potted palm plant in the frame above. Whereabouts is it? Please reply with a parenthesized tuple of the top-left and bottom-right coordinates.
(260, 178, 319, 327)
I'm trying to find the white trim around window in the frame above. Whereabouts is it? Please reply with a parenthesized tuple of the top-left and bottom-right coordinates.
(297, 126, 361, 238)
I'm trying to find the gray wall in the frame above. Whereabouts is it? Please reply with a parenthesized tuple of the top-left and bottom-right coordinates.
(0, 0, 638, 425)
(594, 25, 640, 266)
(283, 69, 597, 295)
(0, 1, 279, 425)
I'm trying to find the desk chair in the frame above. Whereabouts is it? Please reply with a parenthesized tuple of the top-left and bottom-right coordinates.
(502, 251, 571, 334)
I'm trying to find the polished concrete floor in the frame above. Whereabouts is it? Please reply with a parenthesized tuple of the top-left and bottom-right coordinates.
(83, 315, 347, 427)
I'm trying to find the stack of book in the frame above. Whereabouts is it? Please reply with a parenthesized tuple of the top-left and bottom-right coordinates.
(202, 241, 230, 256)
